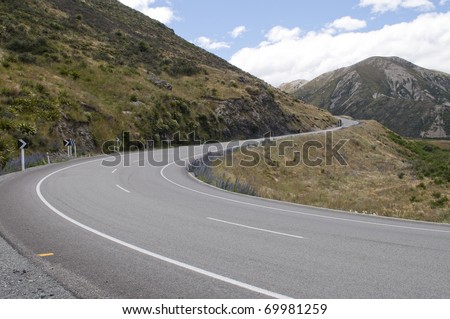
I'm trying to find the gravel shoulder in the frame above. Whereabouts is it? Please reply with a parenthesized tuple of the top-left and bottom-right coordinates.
(0, 234, 74, 299)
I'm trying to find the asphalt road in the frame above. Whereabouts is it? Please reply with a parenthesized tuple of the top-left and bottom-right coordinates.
(1, 120, 449, 298)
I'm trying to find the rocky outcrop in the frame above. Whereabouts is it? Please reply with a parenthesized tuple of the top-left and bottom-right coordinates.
(148, 72, 173, 91)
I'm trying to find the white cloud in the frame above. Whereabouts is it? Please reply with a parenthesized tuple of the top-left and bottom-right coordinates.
(359, 0, 435, 13)
(194, 36, 230, 50)
(402, 0, 435, 9)
(118, 0, 176, 24)
(325, 16, 367, 33)
(440, 0, 448, 5)
(265, 26, 301, 43)
(141, 6, 175, 24)
(229, 12, 450, 86)
(230, 26, 247, 38)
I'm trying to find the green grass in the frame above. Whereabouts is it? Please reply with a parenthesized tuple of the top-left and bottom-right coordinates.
(387, 132, 450, 183)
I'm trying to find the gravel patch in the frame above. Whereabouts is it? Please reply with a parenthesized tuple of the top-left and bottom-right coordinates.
(0, 235, 75, 299)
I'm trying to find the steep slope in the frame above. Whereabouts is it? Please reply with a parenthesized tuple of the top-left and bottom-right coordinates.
(0, 0, 336, 168)
(293, 57, 450, 138)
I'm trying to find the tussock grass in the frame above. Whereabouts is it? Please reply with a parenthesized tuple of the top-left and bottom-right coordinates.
(187, 154, 258, 196)
(212, 121, 450, 223)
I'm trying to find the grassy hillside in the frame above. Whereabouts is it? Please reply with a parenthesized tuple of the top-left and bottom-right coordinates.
(0, 0, 336, 169)
(198, 121, 450, 223)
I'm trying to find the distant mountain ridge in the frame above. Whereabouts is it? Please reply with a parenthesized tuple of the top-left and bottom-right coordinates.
(293, 56, 450, 138)
(278, 79, 309, 94)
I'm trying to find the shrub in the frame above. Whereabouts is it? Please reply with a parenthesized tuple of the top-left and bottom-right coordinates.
(35, 83, 46, 94)
(165, 58, 201, 77)
(138, 41, 149, 53)
(432, 192, 442, 199)
(389, 134, 450, 185)
(70, 71, 80, 80)
(6, 37, 53, 55)
(245, 86, 259, 96)
(417, 182, 426, 190)
(17, 122, 37, 136)
(0, 87, 20, 97)
(410, 195, 417, 203)
(18, 53, 37, 64)
(59, 68, 80, 80)
(430, 196, 449, 209)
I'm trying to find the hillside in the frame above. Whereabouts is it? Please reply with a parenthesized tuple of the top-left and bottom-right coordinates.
(195, 121, 450, 223)
(0, 0, 336, 168)
(292, 57, 450, 138)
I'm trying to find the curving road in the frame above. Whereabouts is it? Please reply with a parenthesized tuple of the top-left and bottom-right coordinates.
(1, 119, 449, 298)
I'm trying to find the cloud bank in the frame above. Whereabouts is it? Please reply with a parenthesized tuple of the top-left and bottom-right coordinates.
(229, 12, 450, 86)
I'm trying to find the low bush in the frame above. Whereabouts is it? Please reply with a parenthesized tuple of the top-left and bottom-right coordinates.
(187, 152, 258, 196)
(388, 132, 450, 184)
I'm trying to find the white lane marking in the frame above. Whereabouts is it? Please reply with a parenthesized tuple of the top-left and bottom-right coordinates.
(112, 169, 117, 174)
(208, 217, 304, 239)
(116, 184, 131, 193)
(160, 166, 450, 234)
(36, 162, 291, 299)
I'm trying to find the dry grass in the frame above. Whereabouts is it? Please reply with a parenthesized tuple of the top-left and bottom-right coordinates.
(419, 139, 450, 150)
(213, 121, 450, 223)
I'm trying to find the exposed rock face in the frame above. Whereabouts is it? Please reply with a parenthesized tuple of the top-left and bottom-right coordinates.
(148, 72, 172, 91)
(293, 56, 450, 138)
(216, 94, 293, 139)
(279, 79, 309, 94)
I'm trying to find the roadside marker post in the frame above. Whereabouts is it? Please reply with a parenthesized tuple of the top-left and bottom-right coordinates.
(64, 139, 74, 159)
(18, 139, 29, 171)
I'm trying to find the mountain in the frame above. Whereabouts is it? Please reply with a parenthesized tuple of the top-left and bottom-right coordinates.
(0, 0, 336, 168)
(278, 79, 309, 94)
(293, 57, 450, 138)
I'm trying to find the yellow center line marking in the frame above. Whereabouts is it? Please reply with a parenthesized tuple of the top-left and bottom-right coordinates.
(37, 253, 54, 257)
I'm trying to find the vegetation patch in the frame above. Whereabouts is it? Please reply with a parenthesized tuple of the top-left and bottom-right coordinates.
(187, 155, 257, 196)
(387, 132, 450, 183)
(208, 121, 450, 223)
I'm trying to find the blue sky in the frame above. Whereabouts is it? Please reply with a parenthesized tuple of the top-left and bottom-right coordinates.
(119, 0, 450, 85)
